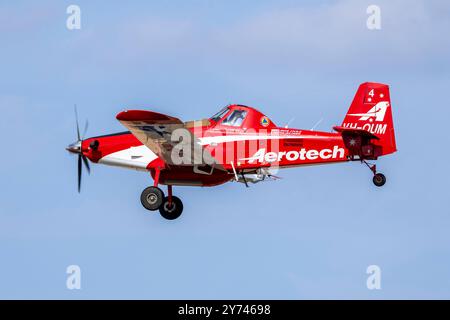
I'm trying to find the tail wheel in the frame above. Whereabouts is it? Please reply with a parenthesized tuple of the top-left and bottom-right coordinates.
(159, 196, 183, 220)
(140, 186, 164, 211)
(373, 173, 386, 187)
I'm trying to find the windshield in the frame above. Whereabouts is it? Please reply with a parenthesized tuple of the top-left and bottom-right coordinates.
(210, 107, 229, 122)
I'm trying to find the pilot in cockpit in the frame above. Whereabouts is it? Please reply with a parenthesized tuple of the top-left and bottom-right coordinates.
(222, 110, 247, 127)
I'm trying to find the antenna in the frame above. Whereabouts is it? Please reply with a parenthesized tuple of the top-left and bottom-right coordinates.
(284, 117, 295, 128)
(310, 117, 323, 131)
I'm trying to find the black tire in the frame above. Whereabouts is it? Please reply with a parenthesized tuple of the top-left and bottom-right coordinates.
(159, 196, 183, 220)
(373, 173, 386, 187)
(140, 186, 164, 211)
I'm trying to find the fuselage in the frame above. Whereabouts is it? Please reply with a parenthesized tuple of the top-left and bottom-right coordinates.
(79, 105, 349, 186)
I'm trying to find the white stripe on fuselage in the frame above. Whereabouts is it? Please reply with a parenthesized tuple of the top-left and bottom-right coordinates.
(198, 134, 335, 146)
(98, 145, 158, 171)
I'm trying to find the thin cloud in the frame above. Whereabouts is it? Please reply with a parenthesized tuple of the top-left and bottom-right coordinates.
(69, 0, 450, 73)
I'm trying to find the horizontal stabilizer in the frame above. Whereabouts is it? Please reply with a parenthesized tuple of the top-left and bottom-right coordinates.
(333, 126, 380, 140)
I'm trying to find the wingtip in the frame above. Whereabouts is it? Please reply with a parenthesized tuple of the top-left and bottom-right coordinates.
(116, 110, 128, 121)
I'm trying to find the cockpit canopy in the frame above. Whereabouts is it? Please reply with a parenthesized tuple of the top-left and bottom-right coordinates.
(209, 104, 276, 129)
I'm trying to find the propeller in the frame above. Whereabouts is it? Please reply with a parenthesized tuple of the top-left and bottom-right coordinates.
(66, 105, 90, 193)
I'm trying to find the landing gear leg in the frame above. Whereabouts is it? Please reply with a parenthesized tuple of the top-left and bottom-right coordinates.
(153, 168, 161, 187)
(363, 160, 386, 187)
(159, 185, 183, 220)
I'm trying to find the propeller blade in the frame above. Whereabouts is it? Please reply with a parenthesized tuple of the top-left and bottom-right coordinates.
(78, 154, 82, 193)
(74, 104, 80, 141)
(82, 120, 89, 140)
(71, 105, 90, 193)
(82, 155, 90, 174)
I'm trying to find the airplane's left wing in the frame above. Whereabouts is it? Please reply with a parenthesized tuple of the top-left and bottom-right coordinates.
(116, 110, 223, 170)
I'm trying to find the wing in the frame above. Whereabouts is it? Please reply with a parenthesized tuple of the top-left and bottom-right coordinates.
(116, 110, 222, 170)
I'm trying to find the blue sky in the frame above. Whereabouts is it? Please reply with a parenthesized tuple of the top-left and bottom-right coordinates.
(1, 0, 450, 299)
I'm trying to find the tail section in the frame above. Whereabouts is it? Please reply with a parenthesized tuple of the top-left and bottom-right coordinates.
(341, 82, 397, 156)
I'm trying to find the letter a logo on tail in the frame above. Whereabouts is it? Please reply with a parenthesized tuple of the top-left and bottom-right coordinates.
(348, 101, 389, 122)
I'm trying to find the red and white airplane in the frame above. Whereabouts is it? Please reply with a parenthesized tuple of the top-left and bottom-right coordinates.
(67, 82, 397, 220)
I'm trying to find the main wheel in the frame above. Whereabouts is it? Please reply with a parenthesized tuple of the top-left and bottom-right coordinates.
(373, 173, 386, 187)
(159, 196, 183, 220)
(140, 186, 164, 211)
